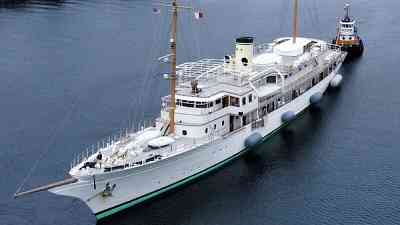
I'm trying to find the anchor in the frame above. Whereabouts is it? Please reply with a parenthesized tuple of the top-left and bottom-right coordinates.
(87, 182, 116, 202)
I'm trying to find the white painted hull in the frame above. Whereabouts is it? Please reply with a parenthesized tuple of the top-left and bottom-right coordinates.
(49, 65, 341, 219)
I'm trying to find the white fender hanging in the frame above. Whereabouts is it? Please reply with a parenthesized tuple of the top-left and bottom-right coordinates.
(310, 92, 323, 105)
(244, 132, 262, 148)
(330, 74, 343, 88)
(281, 111, 296, 123)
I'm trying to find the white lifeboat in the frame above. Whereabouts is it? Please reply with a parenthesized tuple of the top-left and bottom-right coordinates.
(134, 130, 161, 146)
(148, 137, 175, 149)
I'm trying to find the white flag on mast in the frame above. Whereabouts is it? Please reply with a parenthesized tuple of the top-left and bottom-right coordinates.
(194, 11, 204, 20)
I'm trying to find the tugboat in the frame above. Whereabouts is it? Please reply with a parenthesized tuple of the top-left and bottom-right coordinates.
(333, 3, 364, 59)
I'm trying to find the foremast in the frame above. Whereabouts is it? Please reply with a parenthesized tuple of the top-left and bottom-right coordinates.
(169, 0, 178, 135)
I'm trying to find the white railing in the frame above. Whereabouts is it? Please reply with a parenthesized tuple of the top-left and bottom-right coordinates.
(70, 118, 157, 170)
(255, 43, 273, 55)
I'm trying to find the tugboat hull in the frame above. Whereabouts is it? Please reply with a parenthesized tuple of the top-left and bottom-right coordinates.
(340, 39, 364, 59)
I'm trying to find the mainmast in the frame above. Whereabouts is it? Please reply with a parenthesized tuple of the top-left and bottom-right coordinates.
(169, 0, 178, 135)
(292, 0, 299, 44)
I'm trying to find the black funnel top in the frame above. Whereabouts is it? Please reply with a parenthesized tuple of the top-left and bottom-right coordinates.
(236, 37, 254, 44)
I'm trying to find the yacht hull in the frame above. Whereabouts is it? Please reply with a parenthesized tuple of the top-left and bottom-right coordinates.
(49, 64, 342, 220)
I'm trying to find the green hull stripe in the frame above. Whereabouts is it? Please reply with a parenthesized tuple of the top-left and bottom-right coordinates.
(96, 112, 304, 220)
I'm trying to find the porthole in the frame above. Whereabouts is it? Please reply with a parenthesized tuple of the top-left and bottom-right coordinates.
(214, 124, 217, 129)
(182, 130, 187, 136)
(205, 128, 208, 134)
(222, 120, 225, 126)
(241, 58, 249, 66)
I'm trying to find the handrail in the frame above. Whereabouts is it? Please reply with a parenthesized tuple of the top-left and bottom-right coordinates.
(70, 119, 157, 169)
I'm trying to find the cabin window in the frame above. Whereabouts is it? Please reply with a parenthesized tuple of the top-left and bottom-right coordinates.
(249, 94, 253, 103)
(242, 97, 246, 106)
(266, 76, 276, 84)
(214, 124, 217, 129)
(205, 128, 208, 134)
(292, 90, 297, 100)
(182, 100, 194, 107)
(230, 96, 239, 107)
(216, 99, 221, 104)
(241, 58, 249, 66)
(182, 130, 187, 136)
(262, 106, 267, 116)
(196, 102, 207, 108)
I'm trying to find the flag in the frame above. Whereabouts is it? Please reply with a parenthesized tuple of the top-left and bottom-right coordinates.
(194, 11, 204, 20)
(152, 8, 160, 14)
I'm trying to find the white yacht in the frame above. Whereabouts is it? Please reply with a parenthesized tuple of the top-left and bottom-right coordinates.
(15, 0, 347, 220)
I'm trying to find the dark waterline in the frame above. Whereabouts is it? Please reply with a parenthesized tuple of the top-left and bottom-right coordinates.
(1, 0, 400, 225)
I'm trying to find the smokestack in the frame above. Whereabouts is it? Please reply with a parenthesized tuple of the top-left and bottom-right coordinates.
(235, 37, 254, 68)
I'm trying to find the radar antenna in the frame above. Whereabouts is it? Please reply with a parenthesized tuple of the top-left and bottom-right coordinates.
(344, 3, 350, 19)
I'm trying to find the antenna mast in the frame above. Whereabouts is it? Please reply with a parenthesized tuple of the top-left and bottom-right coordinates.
(169, 0, 178, 135)
(293, 0, 299, 44)
(344, 3, 350, 19)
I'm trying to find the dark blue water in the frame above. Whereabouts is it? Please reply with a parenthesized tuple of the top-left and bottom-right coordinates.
(1, 0, 400, 224)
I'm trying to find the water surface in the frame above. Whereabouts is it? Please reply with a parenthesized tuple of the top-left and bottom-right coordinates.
(1, 0, 400, 225)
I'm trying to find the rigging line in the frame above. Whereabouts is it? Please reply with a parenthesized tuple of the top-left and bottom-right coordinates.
(283, 0, 291, 36)
(306, 0, 315, 33)
(128, 10, 163, 124)
(143, 10, 171, 119)
(15, 97, 78, 195)
(311, 0, 322, 38)
(304, 0, 313, 36)
(178, 11, 190, 63)
(191, 1, 202, 59)
(140, 13, 164, 119)
(278, 0, 286, 35)
(187, 0, 200, 58)
(306, 0, 318, 37)
(125, 0, 174, 9)
(138, 9, 163, 118)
